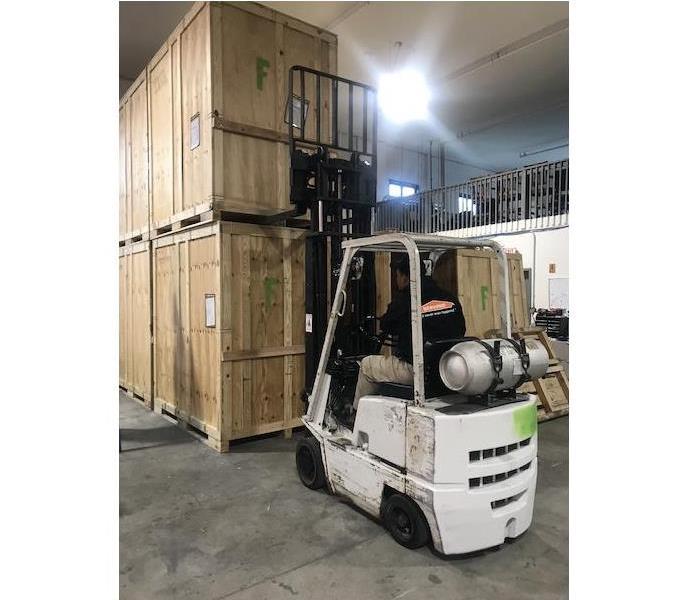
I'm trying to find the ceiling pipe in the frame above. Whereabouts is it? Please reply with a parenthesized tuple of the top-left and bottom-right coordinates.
(438, 18, 569, 84)
(519, 143, 568, 158)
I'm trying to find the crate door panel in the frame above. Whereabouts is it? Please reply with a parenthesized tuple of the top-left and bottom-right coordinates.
(129, 79, 149, 233)
(219, 6, 277, 130)
(188, 235, 219, 428)
(290, 236, 306, 347)
(131, 248, 152, 399)
(460, 253, 499, 338)
(249, 235, 286, 349)
(433, 250, 508, 338)
(181, 5, 212, 210)
(282, 28, 326, 139)
(119, 255, 128, 387)
(149, 50, 174, 224)
(119, 106, 127, 237)
(507, 254, 528, 332)
(222, 135, 283, 212)
(252, 356, 286, 428)
(154, 244, 182, 407)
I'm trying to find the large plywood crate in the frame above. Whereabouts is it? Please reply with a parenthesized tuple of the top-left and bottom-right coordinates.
(119, 1, 337, 240)
(119, 241, 153, 407)
(152, 221, 306, 451)
(432, 249, 530, 338)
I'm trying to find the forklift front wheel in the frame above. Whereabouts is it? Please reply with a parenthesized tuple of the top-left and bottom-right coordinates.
(381, 493, 430, 549)
(295, 437, 326, 490)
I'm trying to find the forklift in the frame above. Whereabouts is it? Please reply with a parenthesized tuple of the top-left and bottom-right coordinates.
(287, 67, 548, 554)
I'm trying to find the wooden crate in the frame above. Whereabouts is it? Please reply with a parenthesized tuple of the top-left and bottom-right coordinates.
(515, 328, 569, 422)
(119, 72, 150, 244)
(118, 1, 337, 239)
(430, 248, 529, 338)
(151, 221, 306, 451)
(119, 241, 153, 407)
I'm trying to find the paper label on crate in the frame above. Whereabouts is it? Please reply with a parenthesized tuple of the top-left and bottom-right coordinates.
(305, 313, 313, 333)
(205, 294, 216, 327)
(190, 114, 200, 150)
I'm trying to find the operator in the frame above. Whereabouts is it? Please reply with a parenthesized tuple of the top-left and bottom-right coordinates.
(353, 254, 466, 408)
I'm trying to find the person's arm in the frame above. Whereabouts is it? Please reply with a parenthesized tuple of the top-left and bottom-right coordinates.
(379, 293, 409, 334)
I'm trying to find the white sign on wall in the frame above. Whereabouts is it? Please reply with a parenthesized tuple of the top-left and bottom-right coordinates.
(548, 277, 569, 310)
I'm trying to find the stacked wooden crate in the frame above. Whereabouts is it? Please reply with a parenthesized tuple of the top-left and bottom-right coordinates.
(118, 1, 337, 450)
(429, 248, 529, 338)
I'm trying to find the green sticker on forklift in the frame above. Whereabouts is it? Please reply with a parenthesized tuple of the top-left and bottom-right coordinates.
(256, 57, 270, 90)
(513, 403, 537, 438)
(480, 286, 489, 311)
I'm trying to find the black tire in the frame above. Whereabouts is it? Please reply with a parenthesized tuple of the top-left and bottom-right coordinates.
(295, 437, 326, 490)
(381, 493, 430, 549)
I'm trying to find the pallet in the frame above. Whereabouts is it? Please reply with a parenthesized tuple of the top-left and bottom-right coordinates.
(119, 385, 153, 410)
(150, 201, 297, 238)
(152, 397, 301, 453)
(516, 327, 569, 422)
(119, 226, 151, 247)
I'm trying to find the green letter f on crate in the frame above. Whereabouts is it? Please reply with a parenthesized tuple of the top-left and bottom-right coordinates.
(256, 57, 270, 90)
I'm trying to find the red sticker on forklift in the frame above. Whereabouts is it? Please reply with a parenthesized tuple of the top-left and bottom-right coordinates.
(421, 300, 455, 314)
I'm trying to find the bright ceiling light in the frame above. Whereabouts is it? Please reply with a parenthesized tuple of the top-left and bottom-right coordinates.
(378, 69, 430, 124)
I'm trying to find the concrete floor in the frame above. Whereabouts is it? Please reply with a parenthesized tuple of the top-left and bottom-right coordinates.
(120, 392, 568, 599)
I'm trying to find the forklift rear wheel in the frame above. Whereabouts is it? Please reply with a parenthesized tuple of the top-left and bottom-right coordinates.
(296, 437, 326, 490)
(381, 493, 430, 549)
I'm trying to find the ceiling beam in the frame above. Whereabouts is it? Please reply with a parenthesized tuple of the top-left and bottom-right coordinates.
(438, 18, 568, 84)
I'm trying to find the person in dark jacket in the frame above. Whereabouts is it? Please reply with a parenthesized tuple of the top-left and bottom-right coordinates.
(353, 254, 466, 408)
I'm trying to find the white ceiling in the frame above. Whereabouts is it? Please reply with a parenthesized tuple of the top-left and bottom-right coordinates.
(119, 1, 568, 170)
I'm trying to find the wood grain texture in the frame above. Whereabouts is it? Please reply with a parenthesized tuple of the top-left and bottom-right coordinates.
(119, 106, 127, 238)
(129, 77, 150, 235)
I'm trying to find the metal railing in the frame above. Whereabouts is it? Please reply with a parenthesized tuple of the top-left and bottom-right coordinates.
(374, 159, 569, 236)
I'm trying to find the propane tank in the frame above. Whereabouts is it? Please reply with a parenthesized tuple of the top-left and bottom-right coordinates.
(439, 338, 549, 396)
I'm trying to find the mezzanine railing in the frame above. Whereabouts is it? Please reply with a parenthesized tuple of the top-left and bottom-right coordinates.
(374, 159, 568, 236)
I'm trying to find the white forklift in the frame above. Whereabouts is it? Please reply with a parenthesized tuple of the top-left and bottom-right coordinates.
(295, 232, 549, 555)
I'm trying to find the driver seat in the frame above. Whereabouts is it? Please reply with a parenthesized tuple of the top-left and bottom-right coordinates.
(376, 382, 413, 400)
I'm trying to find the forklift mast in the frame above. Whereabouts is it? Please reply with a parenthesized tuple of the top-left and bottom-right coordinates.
(287, 66, 379, 392)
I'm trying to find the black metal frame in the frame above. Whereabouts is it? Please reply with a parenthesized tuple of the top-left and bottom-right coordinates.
(287, 66, 379, 393)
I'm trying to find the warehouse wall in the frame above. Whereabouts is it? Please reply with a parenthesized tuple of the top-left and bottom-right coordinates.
(489, 227, 569, 310)
(376, 141, 491, 198)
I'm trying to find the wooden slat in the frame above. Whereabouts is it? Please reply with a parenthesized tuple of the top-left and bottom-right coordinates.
(222, 345, 305, 362)
(212, 115, 288, 144)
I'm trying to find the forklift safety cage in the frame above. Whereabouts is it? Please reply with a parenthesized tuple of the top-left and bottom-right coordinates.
(306, 232, 512, 422)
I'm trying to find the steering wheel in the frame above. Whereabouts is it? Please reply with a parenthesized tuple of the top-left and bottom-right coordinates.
(355, 315, 400, 354)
